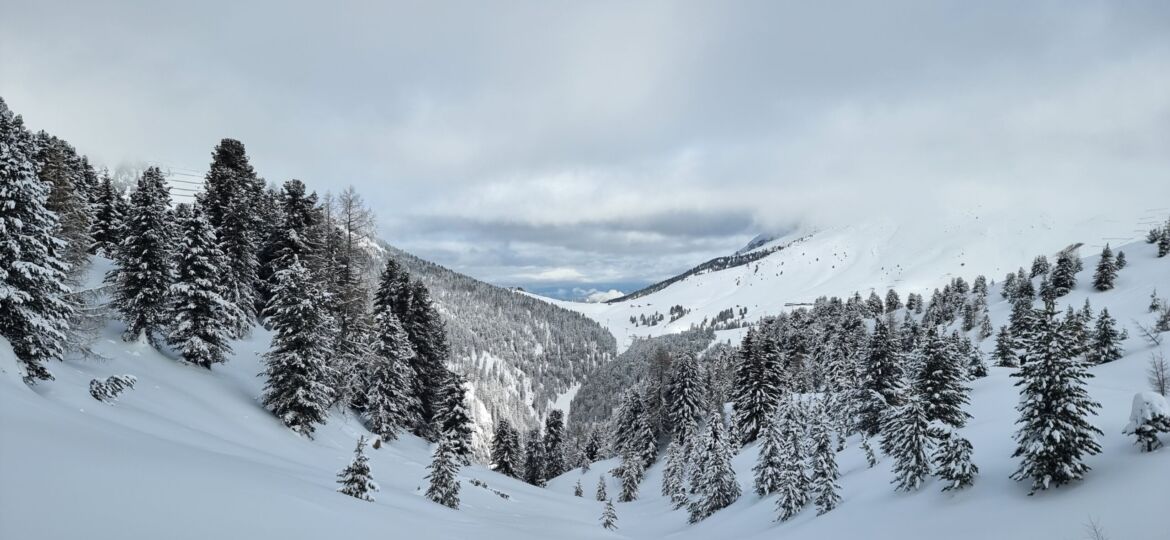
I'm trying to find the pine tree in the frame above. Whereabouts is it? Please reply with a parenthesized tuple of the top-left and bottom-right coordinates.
(1050, 251, 1078, 297)
(932, 429, 977, 491)
(774, 398, 809, 521)
(809, 409, 841, 515)
(106, 167, 173, 345)
(661, 440, 689, 508)
(574, 479, 583, 497)
(0, 99, 72, 383)
(1159, 219, 1170, 257)
(860, 436, 877, 468)
(363, 307, 416, 441)
(336, 436, 377, 501)
(1013, 268, 1034, 302)
(1011, 302, 1103, 494)
(732, 328, 784, 444)
(401, 280, 450, 441)
(490, 419, 521, 478)
(914, 328, 971, 428)
(1115, 250, 1127, 269)
(1087, 309, 1126, 365)
(600, 499, 618, 530)
(258, 179, 320, 308)
(688, 412, 740, 523)
(88, 172, 123, 256)
(523, 428, 546, 486)
(885, 289, 902, 312)
(1092, 244, 1117, 291)
(425, 432, 462, 509)
(882, 394, 932, 492)
(166, 204, 241, 368)
(435, 370, 473, 465)
(200, 139, 263, 329)
(34, 134, 94, 276)
(857, 320, 904, 436)
(993, 326, 1019, 368)
(595, 475, 608, 501)
(753, 406, 784, 497)
(544, 409, 567, 478)
(666, 352, 706, 445)
(1030, 255, 1050, 278)
(618, 451, 644, 502)
(260, 257, 334, 437)
(612, 387, 657, 469)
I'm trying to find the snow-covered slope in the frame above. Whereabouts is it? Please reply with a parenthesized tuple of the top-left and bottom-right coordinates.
(2, 219, 1168, 539)
(543, 210, 1163, 353)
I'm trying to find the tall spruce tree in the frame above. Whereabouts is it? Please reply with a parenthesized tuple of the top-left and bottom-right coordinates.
(914, 327, 971, 428)
(993, 326, 1019, 368)
(34, 134, 93, 277)
(858, 320, 905, 436)
(402, 280, 450, 441)
(661, 440, 689, 508)
(666, 352, 705, 445)
(1011, 302, 1103, 494)
(523, 428, 546, 486)
(688, 412, 740, 523)
(775, 398, 810, 521)
(1092, 244, 1117, 291)
(336, 436, 377, 501)
(363, 307, 416, 441)
(732, 328, 784, 444)
(0, 98, 72, 383)
(435, 370, 473, 465)
(88, 172, 123, 256)
(425, 432, 462, 509)
(258, 179, 319, 308)
(490, 419, 521, 478)
(1086, 309, 1125, 365)
(753, 406, 784, 497)
(201, 139, 263, 329)
(166, 204, 241, 368)
(106, 167, 173, 345)
(1030, 255, 1049, 278)
(618, 451, 644, 502)
(882, 394, 932, 492)
(260, 257, 334, 437)
(809, 408, 841, 515)
(544, 409, 567, 478)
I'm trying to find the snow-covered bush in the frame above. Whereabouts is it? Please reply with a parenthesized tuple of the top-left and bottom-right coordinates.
(88, 375, 137, 403)
(1122, 392, 1170, 452)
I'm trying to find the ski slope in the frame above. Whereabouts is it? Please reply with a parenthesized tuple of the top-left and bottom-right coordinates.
(543, 211, 1162, 353)
(2, 221, 1168, 540)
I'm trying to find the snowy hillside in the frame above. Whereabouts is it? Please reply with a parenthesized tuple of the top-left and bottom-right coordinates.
(2, 222, 1168, 539)
(542, 210, 1165, 353)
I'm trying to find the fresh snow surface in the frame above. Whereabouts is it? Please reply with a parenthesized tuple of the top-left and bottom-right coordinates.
(2, 225, 1169, 540)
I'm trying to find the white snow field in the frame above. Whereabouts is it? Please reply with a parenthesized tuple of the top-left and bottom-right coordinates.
(3, 223, 1169, 540)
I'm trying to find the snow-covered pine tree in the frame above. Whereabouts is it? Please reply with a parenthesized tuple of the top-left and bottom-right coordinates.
(661, 440, 689, 508)
(1050, 251, 1078, 297)
(1030, 255, 1050, 278)
(574, 479, 583, 497)
(860, 436, 877, 468)
(490, 419, 521, 477)
(774, 398, 809, 521)
(595, 475, 608, 501)
(858, 319, 904, 436)
(336, 436, 377, 501)
(1011, 301, 1103, 494)
(200, 139, 263, 329)
(257, 179, 319, 309)
(523, 428, 546, 486)
(1013, 268, 1034, 302)
(402, 280, 451, 441)
(425, 432, 462, 509)
(932, 429, 977, 491)
(1159, 218, 1170, 257)
(688, 412, 740, 523)
(601, 499, 618, 530)
(914, 327, 971, 428)
(34, 134, 94, 277)
(363, 307, 416, 441)
(977, 314, 993, 340)
(866, 291, 885, 316)
(993, 326, 1019, 368)
(260, 257, 334, 437)
(1115, 250, 1127, 269)
(88, 172, 123, 256)
(885, 289, 902, 312)
(666, 352, 706, 445)
(544, 409, 567, 478)
(612, 387, 657, 469)
(435, 370, 473, 465)
(618, 451, 644, 502)
(753, 405, 784, 497)
(166, 204, 241, 368)
(1087, 308, 1126, 365)
(0, 99, 73, 383)
(882, 393, 932, 492)
(1092, 244, 1117, 291)
(106, 166, 173, 345)
(732, 328, 784, 444)
(809, 407, 841, 515)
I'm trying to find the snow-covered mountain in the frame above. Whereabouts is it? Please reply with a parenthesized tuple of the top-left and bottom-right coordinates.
(4, 219, 1168, 540)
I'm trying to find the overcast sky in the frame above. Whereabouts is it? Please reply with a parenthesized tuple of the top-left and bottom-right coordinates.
(3, 1, 1168, 298)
